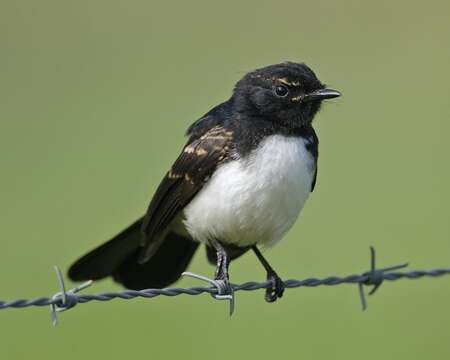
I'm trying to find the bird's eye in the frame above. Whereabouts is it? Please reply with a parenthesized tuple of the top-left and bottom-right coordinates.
(274, 85, 289, 97)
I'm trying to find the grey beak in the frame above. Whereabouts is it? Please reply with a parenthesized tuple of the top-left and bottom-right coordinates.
(304, 88, 341, 102)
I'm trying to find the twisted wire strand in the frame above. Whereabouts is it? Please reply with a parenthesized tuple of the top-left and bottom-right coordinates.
(1, 266, 449, 309)
(1, 247, 450, 324)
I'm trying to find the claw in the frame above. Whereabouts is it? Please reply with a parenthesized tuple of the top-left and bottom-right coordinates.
(265, 273, 285, 303)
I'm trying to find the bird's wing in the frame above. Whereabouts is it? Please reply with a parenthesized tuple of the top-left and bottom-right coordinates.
(139, 125, 234, 263)
(305, 128, 319, 192)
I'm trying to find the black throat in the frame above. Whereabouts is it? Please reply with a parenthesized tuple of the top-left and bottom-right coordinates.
(231, 114, 318, 158)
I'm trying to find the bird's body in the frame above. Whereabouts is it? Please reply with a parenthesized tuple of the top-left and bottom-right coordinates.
(183, 133, 316, 248)
(68, 62, 340, 303)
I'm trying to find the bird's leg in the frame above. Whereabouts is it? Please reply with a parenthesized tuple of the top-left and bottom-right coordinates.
(183, 239, 235, 315)
(210, 239, 230, 282)
(208, 239, 235, 313)
(252, 246, 285, 302)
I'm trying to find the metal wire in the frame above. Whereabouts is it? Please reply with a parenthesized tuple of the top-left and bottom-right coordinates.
(0, 247, 449, 325)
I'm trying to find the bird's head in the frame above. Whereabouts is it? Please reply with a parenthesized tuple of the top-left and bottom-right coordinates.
(232, 62, 341, 128)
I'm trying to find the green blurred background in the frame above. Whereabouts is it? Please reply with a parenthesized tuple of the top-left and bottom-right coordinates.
(1, 0, 450, 358)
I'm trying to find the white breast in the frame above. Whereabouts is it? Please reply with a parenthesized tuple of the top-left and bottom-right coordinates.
(182, 134, 316, 247)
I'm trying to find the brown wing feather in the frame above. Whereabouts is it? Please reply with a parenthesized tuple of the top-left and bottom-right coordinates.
(139, 126, 234, 263)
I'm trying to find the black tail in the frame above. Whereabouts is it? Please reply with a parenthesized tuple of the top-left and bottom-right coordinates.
(68, 218, 199, 290)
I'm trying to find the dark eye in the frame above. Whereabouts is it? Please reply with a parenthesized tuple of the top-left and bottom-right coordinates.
(274, 85, 289, 97)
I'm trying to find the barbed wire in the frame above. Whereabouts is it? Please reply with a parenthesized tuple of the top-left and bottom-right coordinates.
(1, 247, 449, 325)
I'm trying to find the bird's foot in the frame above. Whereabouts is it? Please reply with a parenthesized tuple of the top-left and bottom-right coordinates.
(265, 271, 285, 303)
(182, 271, 235, 315)
(251, 246, 284, 303)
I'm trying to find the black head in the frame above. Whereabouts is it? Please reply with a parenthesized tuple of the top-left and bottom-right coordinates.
(232, 62, 340, 128)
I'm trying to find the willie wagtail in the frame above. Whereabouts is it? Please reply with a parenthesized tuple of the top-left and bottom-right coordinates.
(68, 62, 341, 303)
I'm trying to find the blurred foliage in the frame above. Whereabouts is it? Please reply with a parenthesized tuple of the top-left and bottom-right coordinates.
(1, 0, 450, 359)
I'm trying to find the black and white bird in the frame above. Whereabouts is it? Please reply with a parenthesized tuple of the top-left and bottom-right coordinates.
(68, 62, 341, 303)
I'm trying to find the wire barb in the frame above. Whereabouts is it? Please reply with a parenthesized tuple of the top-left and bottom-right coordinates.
(182, 272, 235, 316)
(50, 266, 93, 325)
(357, 246, 409, 311)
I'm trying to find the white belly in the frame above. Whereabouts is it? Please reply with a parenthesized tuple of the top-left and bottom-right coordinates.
(183, 134, 316, 247)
